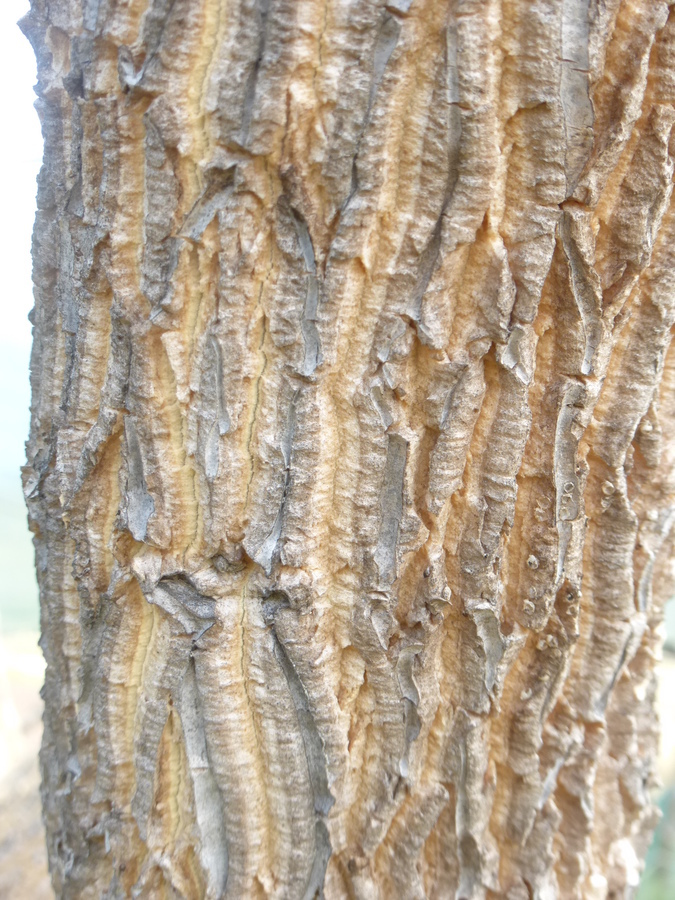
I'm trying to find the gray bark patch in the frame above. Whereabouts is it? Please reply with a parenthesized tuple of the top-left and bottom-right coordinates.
(179, 660, 229, 898)
(375, 433, 408, 584)
(124, 416, 154, 542)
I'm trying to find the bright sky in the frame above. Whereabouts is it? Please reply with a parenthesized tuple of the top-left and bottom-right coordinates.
(0, 0, 43, 479)
(0, 1, 43, 630)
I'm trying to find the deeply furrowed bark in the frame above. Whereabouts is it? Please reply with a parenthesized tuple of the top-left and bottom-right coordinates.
(21, 0, 675, 897)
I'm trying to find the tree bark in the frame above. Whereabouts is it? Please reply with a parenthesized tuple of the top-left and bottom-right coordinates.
(21, 0, 675, 897)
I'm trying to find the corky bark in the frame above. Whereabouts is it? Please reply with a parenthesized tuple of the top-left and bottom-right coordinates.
(21, 0, 675, 897)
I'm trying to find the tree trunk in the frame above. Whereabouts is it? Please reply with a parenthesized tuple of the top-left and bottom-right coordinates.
(21, 0, 675, 897)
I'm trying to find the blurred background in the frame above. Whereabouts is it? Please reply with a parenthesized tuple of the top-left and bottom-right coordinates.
(0, 1, 673, 897)
(0, 1, 49, 895)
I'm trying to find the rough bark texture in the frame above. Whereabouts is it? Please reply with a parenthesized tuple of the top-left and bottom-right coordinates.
(21, 0, 675, 897)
